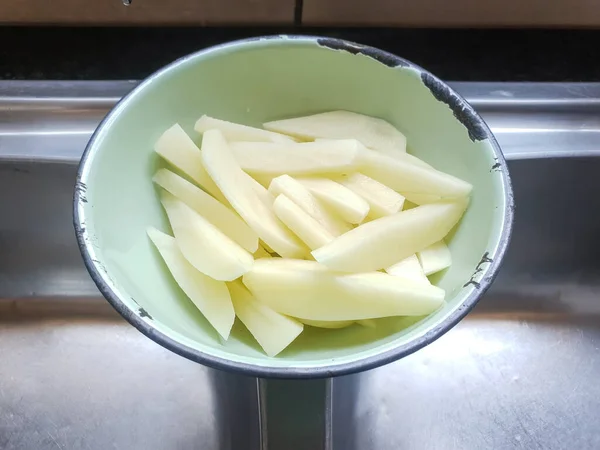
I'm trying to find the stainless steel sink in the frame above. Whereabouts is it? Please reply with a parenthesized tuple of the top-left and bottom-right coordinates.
(1, 81, 600, 450)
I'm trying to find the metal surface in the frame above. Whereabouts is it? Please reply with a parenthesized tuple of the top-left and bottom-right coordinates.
(1, 81, 600, 449)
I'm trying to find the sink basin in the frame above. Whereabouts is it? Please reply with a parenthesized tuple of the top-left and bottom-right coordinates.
(1, 81, 600, 450)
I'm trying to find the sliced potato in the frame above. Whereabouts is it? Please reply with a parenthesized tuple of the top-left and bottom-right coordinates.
(154, 124, 226, 204)
(228, 280, 303, 357)
(356, 319, 376, 328)
(297, 177, 369, 224)
(153, 168, 258, 253)
(299, 319, 354, 329)
(273, 194, 335, 250)
(195, 115, 293, 143)
(269, 175, 352, 236)
(201, 129, 307, 258)
(312, 199, 468, 272)
(264, 110, 406, 155)
(147, 227, 235, 339)
(359, 148, 472, 204)
(317, 138, 432, 169)
(161, 191, 253, 281)
(386, 254, 431, 285)
(243, 259, 445, 320)
(229, 140, 361, 176)
(339, 172, 405, 219)
(418, 240, 452, 276)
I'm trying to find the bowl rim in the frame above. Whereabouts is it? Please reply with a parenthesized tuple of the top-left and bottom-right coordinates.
(73, 35, 515, 379)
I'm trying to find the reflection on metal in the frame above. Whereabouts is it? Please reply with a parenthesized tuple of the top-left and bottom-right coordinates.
(1, 81, 600, 449)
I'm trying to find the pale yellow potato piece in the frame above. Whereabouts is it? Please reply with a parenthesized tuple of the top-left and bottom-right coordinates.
(317, 138, 432, 169)
(312, 199, 468, 273)
(296, 177, 369, 224)
(201, 129, 307, 258)
(359, 148, 472, 204)
(386, 254, 431, 285)
(273, 194, 335, 251)
(229, 140, 362, 176)
(339, 173, 405, 219)
(153, 168, 258, 253)
(161, 191, 253, 281)
(356, 319, 376, 328)
(418, 240, 452, 276)
(154, 124, 226, 204)
(147, 227, 235, 339)
(269, 175, 352, 236)
(243, 259, 445, 320)
(264, 110, 406, 155)
(195, 115, 293, 143)
(299, 319, 354, 329)
(228, 280, 303, 357)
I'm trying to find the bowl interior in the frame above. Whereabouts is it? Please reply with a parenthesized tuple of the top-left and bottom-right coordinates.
(76, 37, 511, 374)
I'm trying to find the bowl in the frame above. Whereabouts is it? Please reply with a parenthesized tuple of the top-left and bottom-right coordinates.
(74, 36, 514, 378)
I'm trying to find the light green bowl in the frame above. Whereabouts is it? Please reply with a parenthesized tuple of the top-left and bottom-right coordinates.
(74, 36, 514, 378)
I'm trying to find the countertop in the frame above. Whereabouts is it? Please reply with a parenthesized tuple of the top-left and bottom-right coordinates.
(3, 27, 600, 81)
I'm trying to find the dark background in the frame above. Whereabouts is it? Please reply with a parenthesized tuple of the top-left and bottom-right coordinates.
(2, 27, 600, 81)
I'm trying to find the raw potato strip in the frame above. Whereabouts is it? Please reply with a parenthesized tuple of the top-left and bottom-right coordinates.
(153, 168, 258, 253)
(228, 280, 303, 357)
(418, 240, 452, 276)
(161, 191, 254, 281)
(339, 173, 405, 219)
(195, 115, 293, 143)
(299, 319, 354, 329)
(269, 175, 352, 236)
(317, 139, 432, 169)
(264, 110, 407, 155)
(229, 140, 362, 176)
(273, 194, 335, 251)
(359, 148, 472, 204)
(154, 124, 228, 205)
(312, 200, 468, 273)
(200, 129, 307, 258)
(386, 254, 431, 285)
(297, 177, 369, 224)
(243, 259, 445, 321)
(147, 227, 235, 339)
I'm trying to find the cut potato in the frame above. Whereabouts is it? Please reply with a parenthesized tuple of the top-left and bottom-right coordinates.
(339, 173, 405, 219)
(317, 138, 432, 169)
(418, 240, 452, 276)
(228, 280, 303, 357)
(356, 319, 376, 328)
(154, 124, 227, 204)
(161, 191, 254, 281)
(269, 175, 352, 236)
(201, 129, 307, 258)
(229, 140, 361, 176)
(312, 199, 468, 272)
(359, 148, 472, 204)
(386, 254, 431, 285)
(264, 110, 407, 155)
(243, 259, 445, 320)
(195, 115, 293, 143)
(297, 177, 369, 224)
(273, 194, 335, 251)
(153, 168, 258, 253)
(299, 319, 354, 329)
(147, 227, 235, 339)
